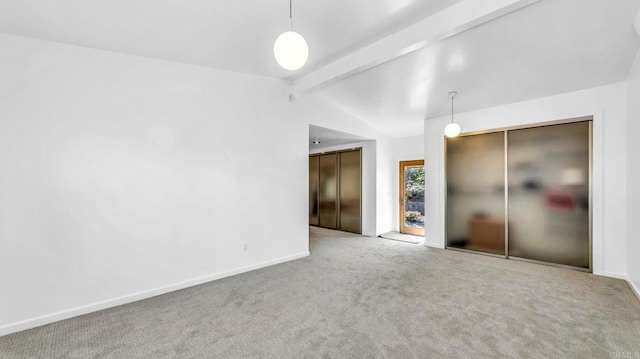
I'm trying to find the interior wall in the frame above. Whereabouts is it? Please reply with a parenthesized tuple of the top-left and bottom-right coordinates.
(627, 48, 640, 295)
(424, 82, 628, 278)
(375, 138, 394, 235)
(0, 33, 309, 335)
(391, 135, 425, 232)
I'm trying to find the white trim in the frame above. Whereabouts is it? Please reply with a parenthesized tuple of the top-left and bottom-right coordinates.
(423, 239, 444, 249)
(0, 251, 310, 337)
(591, 109, 604, 276)
(600, 271, 628, 280)
(627, 278, 640, 302)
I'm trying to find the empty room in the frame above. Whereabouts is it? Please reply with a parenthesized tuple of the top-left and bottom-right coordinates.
(1, 0, 640, 358)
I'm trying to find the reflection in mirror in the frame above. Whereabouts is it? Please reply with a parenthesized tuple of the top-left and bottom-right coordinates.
(508, 121, 590, 268)
(446, 132, 506, 255)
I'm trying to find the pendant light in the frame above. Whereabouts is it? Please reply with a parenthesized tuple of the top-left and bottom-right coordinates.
(444, 91, 461, 138)
(274, 0, 309, 71)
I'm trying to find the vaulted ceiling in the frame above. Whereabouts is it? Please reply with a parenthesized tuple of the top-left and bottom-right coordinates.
(313, 0, 640, 137)
(0, 0, 463, 78)
(1, 0, 639, 138)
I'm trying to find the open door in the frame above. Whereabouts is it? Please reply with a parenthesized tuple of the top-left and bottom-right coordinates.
(400, 160, 425, 236)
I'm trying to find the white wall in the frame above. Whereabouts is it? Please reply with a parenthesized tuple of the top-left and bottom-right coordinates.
(627, 48, 640, 295)
(391, 135, 425, 232)
(375, 138, 394, 235)
(295, 95, 395, 236)
(424, 82, 628, 278)
(0, 33, 309, 335)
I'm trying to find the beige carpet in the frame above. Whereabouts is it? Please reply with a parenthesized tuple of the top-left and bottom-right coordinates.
(1, 227, 639, 358)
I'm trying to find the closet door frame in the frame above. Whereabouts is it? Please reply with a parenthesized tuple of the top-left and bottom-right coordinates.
(309, 147, 363, 234)
(444, 116, 593, 272)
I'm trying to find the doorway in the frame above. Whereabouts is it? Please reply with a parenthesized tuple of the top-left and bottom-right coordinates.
(400, 160, 425, 236)
(309, 148, 362, 234)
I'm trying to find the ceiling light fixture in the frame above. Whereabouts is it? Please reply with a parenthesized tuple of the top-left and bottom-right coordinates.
(444, 91, 461, 138)
(274, 0, 309, 71)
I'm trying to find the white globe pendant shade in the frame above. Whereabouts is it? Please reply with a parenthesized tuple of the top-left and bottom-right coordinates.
(274, 31, 309, 71)
(444, 122, 461, 138)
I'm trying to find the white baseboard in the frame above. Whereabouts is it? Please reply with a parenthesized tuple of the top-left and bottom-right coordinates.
(0, 251, 310, 337)
(422, 240, 444, 249)
(598, 272, 640, 302)
(602, 271, 640, 303)
(599, 271, 628, 280)
(627, 278, 640, 302)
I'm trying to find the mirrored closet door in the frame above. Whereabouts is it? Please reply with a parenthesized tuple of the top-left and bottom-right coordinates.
(446, 119, 591, 270)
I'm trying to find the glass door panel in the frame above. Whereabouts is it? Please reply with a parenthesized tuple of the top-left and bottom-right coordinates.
(309, 156, 319, 226)
(446, 132, 506, 255)
(318, 153, 338, 229)
(507, 121, 590, 268)
(339, 149, 362, 234)
(400, 160, 425, 236)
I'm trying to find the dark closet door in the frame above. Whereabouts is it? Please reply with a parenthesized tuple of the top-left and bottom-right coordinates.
(309, 156, 319, 226)
(310, 149, 362, 234)
(446, 132, 506, 255)
(507, 121, 590, 268)
(339, 149, 361, 233)
(318, 153, 338, 229)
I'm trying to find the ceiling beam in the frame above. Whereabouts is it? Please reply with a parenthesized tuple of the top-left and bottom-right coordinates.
(294, 0, 541, 94)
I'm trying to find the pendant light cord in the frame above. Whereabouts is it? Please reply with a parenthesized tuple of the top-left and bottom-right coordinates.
(451, 96, 453, 123)
(290, 0, 293, 30)
(448, 91, 457, 124)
